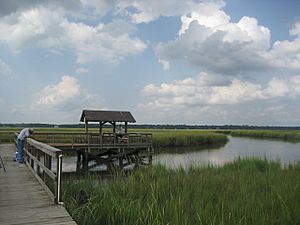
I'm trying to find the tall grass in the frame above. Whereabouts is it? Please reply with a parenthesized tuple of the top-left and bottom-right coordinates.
(150, 130, 228, 148)
(230, 130, 300, 142)
(0, 127, 228, 148)
(63, 158, 300, 225)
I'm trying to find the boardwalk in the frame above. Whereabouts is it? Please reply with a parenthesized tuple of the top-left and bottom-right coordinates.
(0, 144, 77, 225)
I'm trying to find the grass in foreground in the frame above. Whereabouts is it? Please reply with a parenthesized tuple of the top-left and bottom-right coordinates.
(63, 158, 300, 225)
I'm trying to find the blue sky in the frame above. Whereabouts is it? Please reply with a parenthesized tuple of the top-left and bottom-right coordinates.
(0, 0, 300, 125)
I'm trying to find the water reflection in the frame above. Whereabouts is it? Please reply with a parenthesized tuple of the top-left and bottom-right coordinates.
(153, 136, 300, 169)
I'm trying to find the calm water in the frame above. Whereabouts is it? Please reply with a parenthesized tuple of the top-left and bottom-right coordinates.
(153, 136, 300, 169)
(60, 136, 300, 171)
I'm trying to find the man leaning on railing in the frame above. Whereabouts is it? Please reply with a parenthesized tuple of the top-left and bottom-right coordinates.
(15, 128, 34, 163)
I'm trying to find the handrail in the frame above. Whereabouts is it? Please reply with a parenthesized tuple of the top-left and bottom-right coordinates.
(32, 132, 153, 148)
(15, 133, 63, 204)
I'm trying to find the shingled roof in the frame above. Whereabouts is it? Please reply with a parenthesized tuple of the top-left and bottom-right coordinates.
(80, 110, 136, 123)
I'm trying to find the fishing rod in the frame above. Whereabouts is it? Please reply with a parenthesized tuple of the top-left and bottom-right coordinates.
(0, 154, 6, 172)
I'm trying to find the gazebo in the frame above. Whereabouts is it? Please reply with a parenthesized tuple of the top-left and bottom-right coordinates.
(80, 109, 136, 137)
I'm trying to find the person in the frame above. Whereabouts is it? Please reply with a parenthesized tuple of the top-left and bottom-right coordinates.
(116, 125, 125, 142)
(15, 128, 34, 163)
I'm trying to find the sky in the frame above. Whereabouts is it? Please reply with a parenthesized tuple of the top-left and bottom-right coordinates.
(0, 0, 300, 126)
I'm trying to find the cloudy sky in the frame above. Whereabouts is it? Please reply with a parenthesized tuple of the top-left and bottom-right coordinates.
(0, 0, 300, 125)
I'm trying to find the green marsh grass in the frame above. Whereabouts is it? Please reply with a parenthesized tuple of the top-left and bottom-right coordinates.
(0, 127, 228, 148)
(230, 130, 300, 142)
(149, 129, 228, 148)
(63, 158, 300, 225)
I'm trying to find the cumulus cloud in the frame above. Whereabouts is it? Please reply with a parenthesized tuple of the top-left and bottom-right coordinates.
(267, 20, 300, 72)
(141, 73, 300, 109)
(35, 76, 81, 107)
(156, 4, 300, 75)
(33, 75, 100, 112)
(62, 20, 147, 64)
(0, 7, 65, 51)
(123, 0, 218, 24)
(0, 6, 147, 63)
(77, 0, 223, 24)
(156, 6, 274, 74)
(0, 0, 81, 17)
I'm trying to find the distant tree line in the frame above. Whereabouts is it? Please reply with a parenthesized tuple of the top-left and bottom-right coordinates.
(1, 123, 300, 130)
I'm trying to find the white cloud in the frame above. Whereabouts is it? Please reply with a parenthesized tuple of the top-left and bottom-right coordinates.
(179, 1, 229, 35)
(290, 20, 300, 37)
(0, 6, 147, 64)
(263, 76, 300, 98)
(36, 76, 81, 107)
(141, 73, 300, 110)
(62, 20, 147, 64)
(33, 75, 102, 113)
(0, 7, 66, 51)
(0, 0, 81, 17)
(156, 5, 273, 74)
(79, 0, 114, 17)
(267, 21, 300, 72)
(126, 0, 216, 24)
(158, 59, 170, 70)
(155, 3, 300, 75)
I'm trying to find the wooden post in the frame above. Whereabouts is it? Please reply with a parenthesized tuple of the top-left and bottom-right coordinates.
(113, 122, 116, 146)
(125, 122, 128, 133)
(31, 147, 35, 169)
(113, 122, 116, 134)
(148, 147, 152, 165)
(99, 122, 104, 145)
(85, 119, 88, 135)
(37, 150, 40, 176)
(85, 119, 88, 144)
(118, 148, 124, 171)
(76, 151, 81, 172)
(83, 148, 88, 176)
(44, 154, 52, 185)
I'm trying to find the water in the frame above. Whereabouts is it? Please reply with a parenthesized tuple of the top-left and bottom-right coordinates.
(153, 136, 300, 169)
(60, 136, 300, 171)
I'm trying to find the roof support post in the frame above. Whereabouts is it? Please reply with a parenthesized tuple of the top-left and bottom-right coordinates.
(125, 122, 128, 133)
(113, 122, 116, 134)
(85, 119, 88, 137)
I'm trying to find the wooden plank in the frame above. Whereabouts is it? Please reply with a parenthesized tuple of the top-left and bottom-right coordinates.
(0, 144, 77, 225)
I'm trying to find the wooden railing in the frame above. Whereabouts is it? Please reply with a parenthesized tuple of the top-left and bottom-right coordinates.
(15, 133, 63, 204)
(32, 132, 153, 148)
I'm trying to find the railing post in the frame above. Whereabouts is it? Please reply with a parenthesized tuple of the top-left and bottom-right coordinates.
(37, 150, 40, 176)
(44, 154, 51, 186)
(30, 145, 34, 169)
(56, 154, 63, 205)
(83, 134, 90, 176)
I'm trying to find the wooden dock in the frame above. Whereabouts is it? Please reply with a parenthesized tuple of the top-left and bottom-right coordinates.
(0, 144, 77, 225)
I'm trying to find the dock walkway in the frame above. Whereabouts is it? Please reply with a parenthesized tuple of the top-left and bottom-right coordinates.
(0, 144, 77, 225)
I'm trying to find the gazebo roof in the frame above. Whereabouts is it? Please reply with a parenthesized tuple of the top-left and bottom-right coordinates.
(80, 110, 136, 123)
